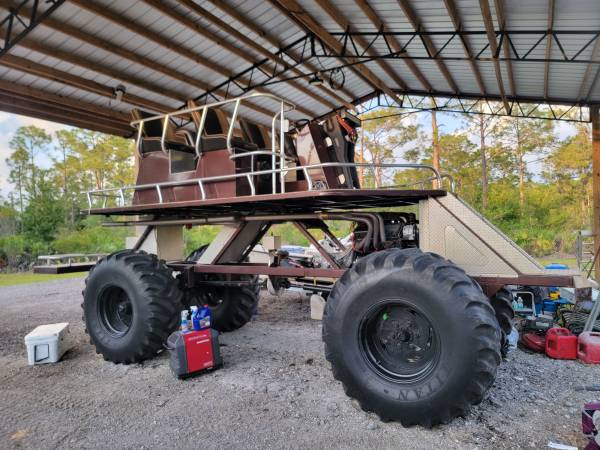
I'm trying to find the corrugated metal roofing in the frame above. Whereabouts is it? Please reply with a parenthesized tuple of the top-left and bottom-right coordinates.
(0, 0, 598, 136)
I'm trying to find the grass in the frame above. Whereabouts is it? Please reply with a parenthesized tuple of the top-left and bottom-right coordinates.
(0, 271, 85, 287)
(536, 257, 578, 268)
(0, 256, 581, 288)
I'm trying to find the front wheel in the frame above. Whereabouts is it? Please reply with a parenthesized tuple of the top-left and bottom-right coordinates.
(323, 248, 501, 427)
(82, 250, 182, 364)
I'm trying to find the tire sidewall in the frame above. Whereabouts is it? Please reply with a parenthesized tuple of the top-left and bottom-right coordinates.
(326, 263, 486, 417)
(84, 259, 154, 360)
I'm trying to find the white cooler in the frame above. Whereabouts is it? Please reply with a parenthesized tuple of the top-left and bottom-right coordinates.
(24, 322, 71, 365)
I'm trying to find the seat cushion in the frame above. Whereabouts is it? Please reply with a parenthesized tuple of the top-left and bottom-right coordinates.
(139, 137, 195, 155)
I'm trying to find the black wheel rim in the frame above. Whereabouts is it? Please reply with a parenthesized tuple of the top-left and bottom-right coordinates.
(204, 289, 225, 310)
(98, 286, 133, 337)
(359, 301, 440, 383)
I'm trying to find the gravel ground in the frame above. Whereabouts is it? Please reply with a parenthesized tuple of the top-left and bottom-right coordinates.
(1, 278, 600, 450)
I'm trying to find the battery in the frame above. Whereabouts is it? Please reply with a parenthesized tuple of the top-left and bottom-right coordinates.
(167, 329, 222, 379)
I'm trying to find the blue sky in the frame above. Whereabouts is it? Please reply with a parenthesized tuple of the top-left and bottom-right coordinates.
(0, 110, 581, 198)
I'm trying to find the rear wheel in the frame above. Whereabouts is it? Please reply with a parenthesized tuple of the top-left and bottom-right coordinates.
(323, 248, 501, 427)
(185, 244, 260, 332)
(490, 288, 515, 358)
(204, 285, 259, 332)
(82, 250, 182, 364)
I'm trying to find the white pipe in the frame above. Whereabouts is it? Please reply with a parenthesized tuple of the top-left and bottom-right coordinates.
(280, 100, 286, 193)
(160, 114, 170, 155)
(194, 108, 208, 159)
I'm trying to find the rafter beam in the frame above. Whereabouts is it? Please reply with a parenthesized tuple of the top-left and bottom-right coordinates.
(312, 0, 409, 93)
(0, 54, 172, 113)
(137, 0, 315, 116)
(588, 71, 600, 104)
(176, 0, 352, 110)
(64, 0, 280, 118)
(443, 0, 486, 95)
(205, 0, 356, 103)
(543, 0, 555, 100)
(396, 0, 459, 93)
(341, 90, 591, 124)
(493, 0, 516, 97)
(0, 78, 129, 122)
(268, 0, 404, 103)
(479, 0, 510, 113)
(273, 0, 405, 106)
(353, 0, 432, 92)
(0, 84, 132, 135)
(0, 3, 209, 92)
(579, 31, 600, 102)
(0, 95, 132, 136)
(12, 37, 186, 103)
(0, 0, 65, 59)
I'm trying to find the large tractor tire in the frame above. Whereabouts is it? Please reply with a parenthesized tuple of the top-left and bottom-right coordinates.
(490, 288, 515, 358)
(82, 250, 182, 364)
(186, 245, 260, 332)
(322, 248, 501, 427)
(203, 285, 259, 332)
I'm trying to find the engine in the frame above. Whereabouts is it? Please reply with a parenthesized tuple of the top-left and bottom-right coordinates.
(352, 212, 419, 254)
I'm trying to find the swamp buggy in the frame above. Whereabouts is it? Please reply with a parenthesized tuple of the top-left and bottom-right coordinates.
(82, 93, 592, 427)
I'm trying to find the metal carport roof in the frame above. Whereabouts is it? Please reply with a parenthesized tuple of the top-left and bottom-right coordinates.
(0, 0, 598, 136)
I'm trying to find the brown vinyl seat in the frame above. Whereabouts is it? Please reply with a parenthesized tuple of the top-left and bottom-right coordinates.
(187, 100, 258, 154)
(131, 109, 194, 155)
(240, 119, 269, 149)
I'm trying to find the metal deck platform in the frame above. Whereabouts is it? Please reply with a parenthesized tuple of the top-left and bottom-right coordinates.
(87, 188, 447, 218)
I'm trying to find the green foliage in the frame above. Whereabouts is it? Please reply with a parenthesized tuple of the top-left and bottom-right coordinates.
(359, 108, 421, 187)
(52, 222, 131, 255)
(0, 234, 27, 267)
(21, 174, 64, 244)
(1, 127, 134, 268)
(184, 226, 222, 255)
(266, 221, 353, 247)
(0, 113, 594, 266)
(0, 201, 18, 236)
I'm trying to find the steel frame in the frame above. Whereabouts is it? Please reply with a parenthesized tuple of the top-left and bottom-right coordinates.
(0, 0, 66, 59)
(354, 92, 591, 123)
(167, 214, 577, 295)
(187, 28, 598, 123)
(311, 30, 600, 64)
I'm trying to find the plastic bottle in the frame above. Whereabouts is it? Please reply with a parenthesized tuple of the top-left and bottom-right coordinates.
(507, 326, 519, 352)
(180, 310, 190, 333)
(198, 304, 212, 329)
(190, 305, 200, 331)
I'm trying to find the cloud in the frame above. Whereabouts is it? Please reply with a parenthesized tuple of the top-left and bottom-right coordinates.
(0, 113, 69, 199)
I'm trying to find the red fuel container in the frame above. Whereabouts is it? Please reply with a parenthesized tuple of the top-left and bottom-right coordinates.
(578, 332, 600, 364)
(545, 327, 577, 360)
(520, 332, 546, 353)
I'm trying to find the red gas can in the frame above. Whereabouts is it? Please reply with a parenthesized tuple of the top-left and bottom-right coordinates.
(578, 332, 600, 364)
(520, 332, 546, 353)
(545, 327, 577, 360)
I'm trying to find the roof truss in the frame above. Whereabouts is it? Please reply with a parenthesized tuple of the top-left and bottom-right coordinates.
(190, 28, 600, 110)
(356, 92, 591, 123)
(0, 0, 597, 136)
(308, 30, 600, 64)
(0, 0, 65, 57)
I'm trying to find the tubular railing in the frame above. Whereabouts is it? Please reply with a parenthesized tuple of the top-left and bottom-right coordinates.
(131, 92, 295, 162)
(85, 162, 452, 210)
(386, 174, 456, 192)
